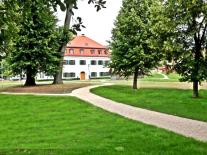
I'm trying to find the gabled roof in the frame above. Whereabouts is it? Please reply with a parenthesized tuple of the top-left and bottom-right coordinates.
(67, 35, 107, 49)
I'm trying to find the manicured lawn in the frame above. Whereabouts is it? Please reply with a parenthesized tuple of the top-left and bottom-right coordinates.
(91, 85, 207, 122)
(167, 72, 181, 80)
(0, 81, 23, 89)
(141, 73, 180, 82)
(144, 73, 164, 79)
(0, 95, 207, 154)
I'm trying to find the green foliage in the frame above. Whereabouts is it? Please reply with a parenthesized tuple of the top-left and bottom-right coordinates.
(0, 0, 20, 60)
(110, 0, 163, 78)
(50, 0, 106, 12)
(8, 0, 67, 79)
(43, 27, 73, 76)
(0, 59, 12, 77)
(154, 0, 207, 83)
(2, 0, 106, 85)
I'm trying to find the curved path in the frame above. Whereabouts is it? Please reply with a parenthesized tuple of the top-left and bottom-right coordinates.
(160, 73, 169, 79)
(71, 85, 207, 142)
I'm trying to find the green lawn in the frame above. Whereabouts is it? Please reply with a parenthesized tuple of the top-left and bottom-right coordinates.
(141, 73, 180, 82)
(0, 95, 207, 154)
(91, 85, 207, 122)
(167, 72, 181, 80)
(144, 73, 164, 79)
(0, 81, 23, 89)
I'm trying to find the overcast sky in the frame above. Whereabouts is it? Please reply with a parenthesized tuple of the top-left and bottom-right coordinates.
(56, 0, 123, 45)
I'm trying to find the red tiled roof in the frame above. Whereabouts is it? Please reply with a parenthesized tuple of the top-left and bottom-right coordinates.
(67, 35, 106, 49)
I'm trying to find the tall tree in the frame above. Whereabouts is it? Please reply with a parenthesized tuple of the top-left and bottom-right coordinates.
(52, 0, 106, 84)
(157, 0, 207, 97)
(0, 0, 20, 60)
(0, 1, 4, 58)
(52, 2, 73, 84)
(8, 0, 62, 86)
(110, 0, 162, 89)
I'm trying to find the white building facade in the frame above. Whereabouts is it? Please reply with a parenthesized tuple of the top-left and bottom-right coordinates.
(63, 56, 110, 80)
(37, 35, 111, 80)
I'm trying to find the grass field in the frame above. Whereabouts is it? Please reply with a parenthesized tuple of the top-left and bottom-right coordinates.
(91, 85, 207, 122)
(141, 73, 181, 82)
(0, 81, 23, 89)
(167, 73, 181, 80)
(0, 95, 207, 154)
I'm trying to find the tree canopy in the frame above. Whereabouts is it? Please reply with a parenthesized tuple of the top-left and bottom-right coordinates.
(8, 0, 72, 86)
(154, 0, 207, 97)
(110, 0, 163, 89)
(0, 0, 20, 60)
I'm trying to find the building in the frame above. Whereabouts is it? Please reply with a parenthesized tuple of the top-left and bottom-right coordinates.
(37, 35, 111, 80)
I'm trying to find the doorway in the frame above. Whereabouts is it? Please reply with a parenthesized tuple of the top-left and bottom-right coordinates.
(80, 72, 86, 80)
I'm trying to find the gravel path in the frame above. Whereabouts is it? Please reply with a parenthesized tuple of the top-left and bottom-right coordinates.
(71, 85, 207, 142)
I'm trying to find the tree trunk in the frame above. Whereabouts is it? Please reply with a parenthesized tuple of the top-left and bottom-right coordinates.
(192, 33, 201, 98)
(193, 81, 199, 98)
(25, 72, 36, 86)
(133, 68, 139, 89)
(53, 4, 73, 84)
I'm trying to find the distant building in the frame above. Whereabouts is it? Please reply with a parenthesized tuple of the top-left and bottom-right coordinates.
(37, 35, 111, 80)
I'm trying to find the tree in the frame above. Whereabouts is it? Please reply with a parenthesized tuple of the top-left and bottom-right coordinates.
(0, 0, 20, 60)
(0, 59, 12, 78)
(52, 2, 73, 84)
(45, 27, 72, 77)
(0, 1, 4, 58)
(2, 0, 106, 86)
(8, 0, 63, 86)
(110, 0, 162, 89)
(157, 0, 207, 97)
(52, 0, 106, 84)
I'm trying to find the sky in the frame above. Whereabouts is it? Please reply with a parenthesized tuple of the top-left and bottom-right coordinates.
(56, 0, 123, 45)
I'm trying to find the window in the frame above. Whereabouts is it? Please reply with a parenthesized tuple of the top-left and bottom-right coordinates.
(80, 48, 84, 54)
(91, 72, 97, 77)
(90, 49, 95, 54)
(63, 72, 76, 78)
(65, 60, 75, 65)
(65, 60, 69, 65)
(99, 72, 110, 77)
(69, 49, 74, 54)
(80, 60, 86, 65)
(98, 50, 102, 55)
(91, 60, 97, 65)
(104, 50, 108, 55)
(98, 60, 103, 65)
(69, 60, 75, 65)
